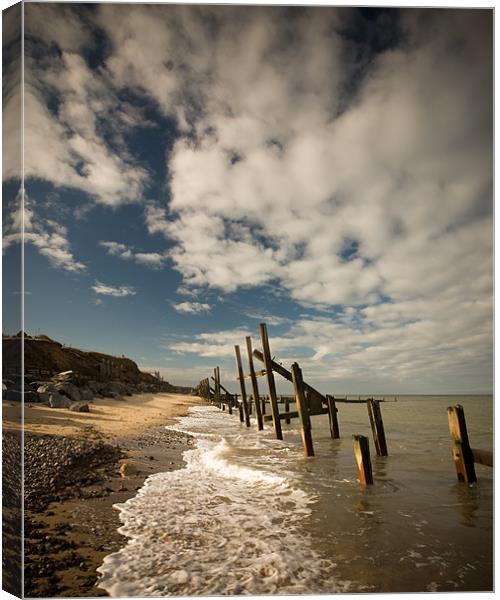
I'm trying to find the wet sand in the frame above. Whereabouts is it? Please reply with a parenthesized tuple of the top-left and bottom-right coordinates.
(3, 392, 204, 597)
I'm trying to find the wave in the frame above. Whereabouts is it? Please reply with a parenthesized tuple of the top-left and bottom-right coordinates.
(97, 405, 344, 596)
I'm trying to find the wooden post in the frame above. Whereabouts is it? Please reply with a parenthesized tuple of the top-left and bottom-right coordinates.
(261, 395, 266, 415)
(213, 368, 220, 408)
(259, 323, 283, 440)
(367, 399, 388, 456)
(447, 405, 477, 483)
(238, 402, 244, 422)
(284, 397, 291, 424)
(353, 435, 373, 485)
(234, 345, 251, 427)
(326, 395, 340, 439)
(245, 336, 264, 431)
(291, 363, 314, 457)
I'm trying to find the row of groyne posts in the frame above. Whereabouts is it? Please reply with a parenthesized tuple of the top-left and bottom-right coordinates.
(197, 323, 493, 486)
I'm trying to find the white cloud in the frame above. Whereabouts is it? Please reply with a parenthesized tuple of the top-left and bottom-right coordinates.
(11, 6, 150, 206)
(92, 281, 136, 297)
(99, 240, 167, 269)
(3, 189, 86, 273)
(173, 301, 212, 315)
(111, 8, 491, 316)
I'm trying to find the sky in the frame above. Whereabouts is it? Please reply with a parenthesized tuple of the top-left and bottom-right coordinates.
(2, 3, 493, 394)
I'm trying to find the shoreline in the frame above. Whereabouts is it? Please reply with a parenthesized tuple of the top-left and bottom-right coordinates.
(4, 392, 203, 597)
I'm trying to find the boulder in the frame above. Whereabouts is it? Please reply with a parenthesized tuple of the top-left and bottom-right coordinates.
(48, 391, 72, 409)
(53, 370, 74, 381)
(37, 391, 50, 403)
(37, 384, 55, 394)
(69, 401, 90, 413)
(79, 387, 94, 401)
(25, 390, 39, 403)
(54, 382, 81, 402)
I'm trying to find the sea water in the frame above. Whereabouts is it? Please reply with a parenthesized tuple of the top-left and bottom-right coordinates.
(97, 396, 493, 595)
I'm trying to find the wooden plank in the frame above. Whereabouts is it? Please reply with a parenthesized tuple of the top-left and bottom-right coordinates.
(238, 369, 267, 381)
(326, 395, 340, 439)
(259, 323, 283, 440)
(234, 345, 251, 427)
(291, 363, 314, 457)
(353, 435, 373, 485)
(253, 349, 326, 414)
(447, 404, 477, 483)
(367, 399, 388, 456)
(246, 336, 264, 431)
(472, 448, 493, 467)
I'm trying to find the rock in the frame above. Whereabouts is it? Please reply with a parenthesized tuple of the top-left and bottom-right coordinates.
(48, 391, 72, 409)
(79, 387, 94, 401)
(118, 462, 138, 477)
(69, 402, 90, 413)
(37, 391, 50, 403)
(25, 390, 39, 402)
(37, 384, 55, 394)
(54, 382, 81, 402)
(53, 370, 74, 381)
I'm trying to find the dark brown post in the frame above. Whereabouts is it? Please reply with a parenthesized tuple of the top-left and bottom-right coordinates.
(218, 367, 231, 414)
(245, 336, 264, 431)
(326, 395, 340, 439)
(291, 363, 314, 457)
(261, 395, 266, 415)
(214, 368, 220, 408)
(284, 397, 291, 424)
(447, 404, 477, 483)
(353, 435, 373, 485)
(259, 323, 283, 440)
(367, 399, 388, 456)
(234, 345, 251, 427)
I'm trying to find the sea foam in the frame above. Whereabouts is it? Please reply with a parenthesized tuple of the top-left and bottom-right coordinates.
(97, 405, 341, 596)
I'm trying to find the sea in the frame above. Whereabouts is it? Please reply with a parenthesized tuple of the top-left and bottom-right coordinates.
(97, 395, 493, 596)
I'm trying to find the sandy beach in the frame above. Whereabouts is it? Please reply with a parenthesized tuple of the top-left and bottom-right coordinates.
(3, 392, 204, 597)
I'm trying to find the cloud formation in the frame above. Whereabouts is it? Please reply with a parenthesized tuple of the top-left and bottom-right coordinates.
(10, 6, 492, 392)
(13, 4, 151, 206)
(99, 240, 167, 269)
(173, 302, 212, 315)
(91, 281, 136, 297)
(3, 190, 86, 273)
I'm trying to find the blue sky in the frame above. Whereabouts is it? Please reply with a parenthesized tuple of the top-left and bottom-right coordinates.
(2, 4, 493, 394)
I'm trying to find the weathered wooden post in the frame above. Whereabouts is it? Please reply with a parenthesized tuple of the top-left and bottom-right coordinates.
(234, 345, 251, 427)
(261, 395, 266, 415)
(259, 323, 283, 440)
(245, 336, 264, 431)
(291, 363, 314, 457)
(284, 396, 291, 424)
(447, 404, 477, 483)
(367, 399, 388, 456)
(326, 395, 340, 439)
(353, 435, 373, 485)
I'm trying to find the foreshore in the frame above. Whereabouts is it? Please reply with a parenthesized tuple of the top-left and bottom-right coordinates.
(3, 392, 204, 597)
